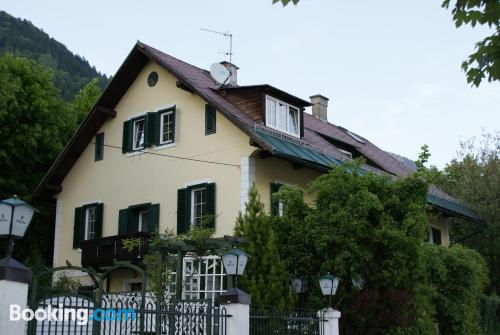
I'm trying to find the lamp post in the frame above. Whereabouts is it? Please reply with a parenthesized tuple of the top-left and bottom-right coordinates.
(319, 273, 340, 308)
(0, 196, 37, 259)
(221, 247, 249, 289)
(292, 277, 307, 309)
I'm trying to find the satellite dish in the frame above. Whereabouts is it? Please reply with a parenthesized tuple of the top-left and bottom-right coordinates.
(209, 63, 231, 86)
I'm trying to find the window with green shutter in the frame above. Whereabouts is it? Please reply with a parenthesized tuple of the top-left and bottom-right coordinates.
(73, 203, 103, 248)
(270, 182, 284, 216)
(177, 182, 216, 234)
(145, 112, 157, 147)
(118, 203, 160, 234)
(205, 104, 216, 135)
(95, 132, 104, 161)
(157, 107, 176, 145)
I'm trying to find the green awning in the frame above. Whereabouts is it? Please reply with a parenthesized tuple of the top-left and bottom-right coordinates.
(427, 194, 483, 223)
(253, 129, 343, 169)
(252, 129, 483, 223)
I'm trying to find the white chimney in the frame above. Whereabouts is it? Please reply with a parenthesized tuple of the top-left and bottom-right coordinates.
(220, 61, 239, 86)
(310, 94, 329, 121)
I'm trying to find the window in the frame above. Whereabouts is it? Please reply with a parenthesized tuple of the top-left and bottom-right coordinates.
(431, 227, 442, 245)
(159, 109, 175, 145)
(84, 206, 97, 240)
(129, 282, 143, 292)
(133, 118, 145, 150)
(191, 188, 207, 226)
(177, 183, 216, 234)
(95, 132, 104, 161)
(270, 182, 284, 216)
(118, 203, 160, 235)
(265, 96, 300, 137)
(205, 104, 216, 135)
(73, 203, 103, 248)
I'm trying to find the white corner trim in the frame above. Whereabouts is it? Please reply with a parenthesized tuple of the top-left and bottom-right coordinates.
(184, 178, 213, 187)
(80, 199, 102, 206)
(52, 197, 63, 268)
(240, 156, 256, 212)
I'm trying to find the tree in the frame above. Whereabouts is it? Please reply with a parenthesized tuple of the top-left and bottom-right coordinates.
(275, 162, 488, 334)
(0, 54, 70, 263)
(435, 131, 499, 293)
(66, 77, 102, 127)
(442, 0, 500, 86)
(234, 184, 292, 308)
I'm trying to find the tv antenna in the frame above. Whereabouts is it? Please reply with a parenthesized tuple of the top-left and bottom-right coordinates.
(200, 28, 233, 65)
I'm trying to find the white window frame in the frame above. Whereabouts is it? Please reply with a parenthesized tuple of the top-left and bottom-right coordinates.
(138, 209, 148, 232)
(132, 118, 146, 150)
(84, 206, 97, 241)
(190, 187, 207, 226)
(265, 95, 300, 137)
(159, 109, 175, 145)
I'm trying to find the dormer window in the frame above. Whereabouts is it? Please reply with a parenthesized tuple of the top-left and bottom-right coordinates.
(265, 95, 300, 137)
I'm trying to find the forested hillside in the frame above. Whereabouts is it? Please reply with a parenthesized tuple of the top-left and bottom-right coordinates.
(0, 10, 108, 100)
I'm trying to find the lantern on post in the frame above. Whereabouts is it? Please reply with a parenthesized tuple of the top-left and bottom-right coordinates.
(319, 273, 340, 307)
(221, 247, 249, 288)
(0, 196, 37, 259)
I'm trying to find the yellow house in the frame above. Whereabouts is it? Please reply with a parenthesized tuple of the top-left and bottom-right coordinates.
(33, 42, 481, 294)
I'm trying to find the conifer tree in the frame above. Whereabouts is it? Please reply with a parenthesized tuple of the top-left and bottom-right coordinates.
(234, 184, 292, 308)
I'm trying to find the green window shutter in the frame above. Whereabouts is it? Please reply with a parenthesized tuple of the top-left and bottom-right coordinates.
(177, 188, 188, 235)
(270, 182, 283, 215)
(122, 121, 132, 153)
(118, 209, 130, 235)
(73, 207, 84, 248)
(145, 112, 157, 147)
(205, 183, 216, 228)
(148, 204, 160, 233)
(155, 111, 162, 146)
(128, 206, 139, 233)
(205, 104, 216, 135)
(95, 203, 103, 239)
(170, 108, 176, 142)
(95, 132, 104, 161)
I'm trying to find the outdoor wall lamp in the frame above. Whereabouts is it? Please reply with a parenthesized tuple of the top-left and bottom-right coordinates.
(319, 273, 340, 307)
(0, 196, 37, 258)
(221, 247, 249, 288)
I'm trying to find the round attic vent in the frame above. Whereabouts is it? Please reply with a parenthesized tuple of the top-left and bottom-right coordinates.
(147, 71, 158, 87)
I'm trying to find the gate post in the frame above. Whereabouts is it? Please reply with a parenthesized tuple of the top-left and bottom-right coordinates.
(216, 288, 250, 335)
(0, 257, 32, 334)
(318, 307, 341, 335)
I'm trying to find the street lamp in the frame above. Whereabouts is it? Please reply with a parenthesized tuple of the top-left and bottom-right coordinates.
(292, 276, 307, 309)
(319, 273, 340, 307)
(0, 196, 37, 259)
(221, 247, 249, 288)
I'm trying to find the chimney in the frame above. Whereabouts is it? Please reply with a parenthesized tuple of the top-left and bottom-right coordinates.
(220, 61, 239, 86)
(310, 94, 329, 121)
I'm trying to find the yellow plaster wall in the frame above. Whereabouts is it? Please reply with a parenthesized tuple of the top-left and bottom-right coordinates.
(55, 61, 254, 267)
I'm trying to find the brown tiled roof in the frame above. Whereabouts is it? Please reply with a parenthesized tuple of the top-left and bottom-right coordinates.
(33, 41, 479, 221)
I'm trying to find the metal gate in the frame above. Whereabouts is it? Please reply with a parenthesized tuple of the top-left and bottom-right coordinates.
(250, 306, 325, 335)
(28, 264, 229, 334)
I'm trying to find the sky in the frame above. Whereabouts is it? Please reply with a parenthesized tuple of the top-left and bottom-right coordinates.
(2, 0, 499, 167)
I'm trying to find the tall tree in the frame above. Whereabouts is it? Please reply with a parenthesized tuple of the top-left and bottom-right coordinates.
(234, 184, 292, 308)
(0, 53, 70, 263)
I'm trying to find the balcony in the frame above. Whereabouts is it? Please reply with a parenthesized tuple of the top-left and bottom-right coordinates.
(81, 232, 151, 268)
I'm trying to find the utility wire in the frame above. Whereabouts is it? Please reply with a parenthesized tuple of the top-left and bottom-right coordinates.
(95, 142, 240, 168)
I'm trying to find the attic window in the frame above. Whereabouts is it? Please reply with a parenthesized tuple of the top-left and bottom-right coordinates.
(265, 95, 300, 137)
(347, 130, 365, 144)
(147, 71, 158, 87)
